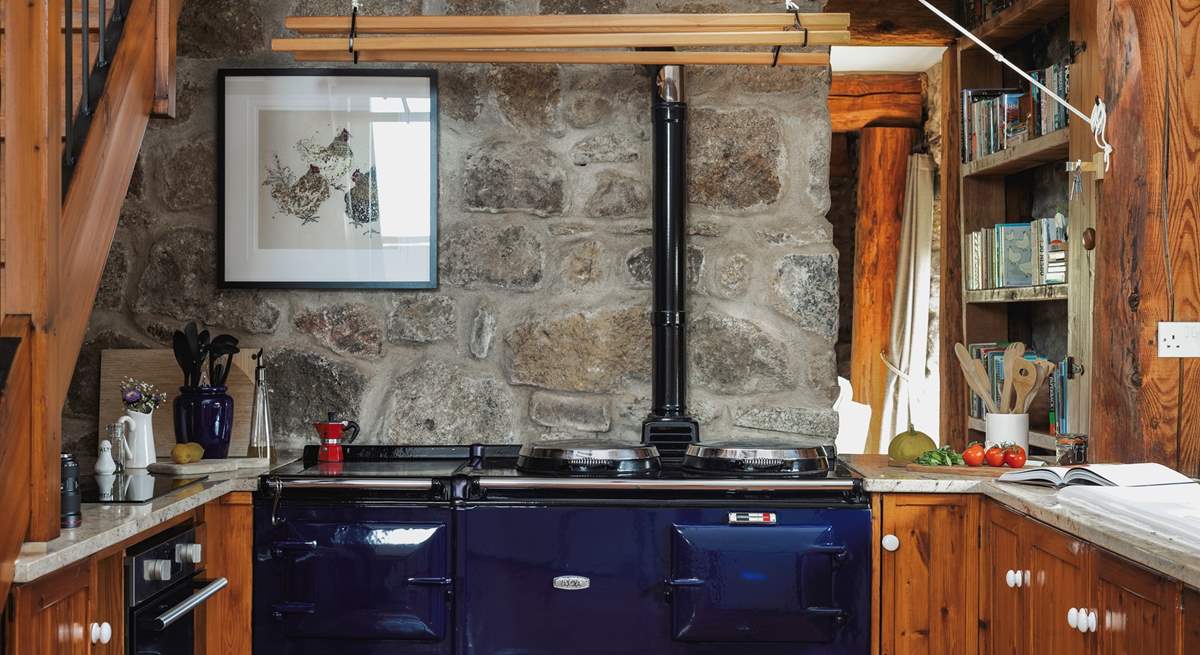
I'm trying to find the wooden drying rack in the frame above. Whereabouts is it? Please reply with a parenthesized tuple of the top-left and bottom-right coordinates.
(272, 12, 850, 66)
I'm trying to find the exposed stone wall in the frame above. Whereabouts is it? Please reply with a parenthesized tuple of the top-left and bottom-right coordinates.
(63, 0, 838, 467)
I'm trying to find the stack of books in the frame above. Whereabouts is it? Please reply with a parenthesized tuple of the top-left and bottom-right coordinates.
(1048, 357, 1070, 436)
(959, 0, 1016, 29)
(965, 214, 1068, 291)
(960, 62, 1071, 163)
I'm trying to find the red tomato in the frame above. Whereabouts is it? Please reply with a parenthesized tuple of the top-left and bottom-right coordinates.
(962, 443, 986, 467)
(1004, 445, 1027, 469)
(985, 446, 1005, 467)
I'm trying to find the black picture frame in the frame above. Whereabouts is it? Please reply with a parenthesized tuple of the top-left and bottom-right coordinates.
(217, 68, 439, 289)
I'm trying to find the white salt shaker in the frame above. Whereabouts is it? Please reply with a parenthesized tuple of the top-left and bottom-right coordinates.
(95, 439, 117, 475)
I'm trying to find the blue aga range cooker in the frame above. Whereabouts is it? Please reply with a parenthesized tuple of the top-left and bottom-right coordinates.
(254, 442, 871, 655)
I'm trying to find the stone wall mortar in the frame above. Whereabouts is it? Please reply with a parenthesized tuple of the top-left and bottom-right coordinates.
(63, 0, 838, 468)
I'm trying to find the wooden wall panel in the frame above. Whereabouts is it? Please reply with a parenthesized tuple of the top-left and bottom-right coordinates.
(1092, 0, 1200, 474)
(853, 127, 917, 452)
(1169, 0, 1200, 477)
(825, 0, 957, 45)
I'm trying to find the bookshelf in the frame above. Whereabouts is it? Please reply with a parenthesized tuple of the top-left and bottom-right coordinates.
(949, 0, 1095, 452)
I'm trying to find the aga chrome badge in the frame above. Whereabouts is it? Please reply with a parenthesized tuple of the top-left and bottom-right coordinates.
(552, 575, 591, 591)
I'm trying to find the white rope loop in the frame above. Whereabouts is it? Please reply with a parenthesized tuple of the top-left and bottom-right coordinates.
(916, 0, 1114, 169)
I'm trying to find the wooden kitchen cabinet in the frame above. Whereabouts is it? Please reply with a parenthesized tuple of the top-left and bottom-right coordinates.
(979, 501, 1023, 655)
(877, 494, 979, 655)
(196, 491, 254, 655)
(1023, 518, 1091, 655)
(1092, 550, 1180, 655)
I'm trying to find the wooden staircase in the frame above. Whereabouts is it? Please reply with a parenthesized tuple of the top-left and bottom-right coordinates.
(0, 0, 181, 610)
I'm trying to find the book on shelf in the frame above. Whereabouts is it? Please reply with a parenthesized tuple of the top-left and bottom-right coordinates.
(998, 463, 1196, 488)
(965, 213, 1067, 291)
(961, 63, 1070, 163)
(965, 343, 1069, 435)
(959, 0, 1016, 29)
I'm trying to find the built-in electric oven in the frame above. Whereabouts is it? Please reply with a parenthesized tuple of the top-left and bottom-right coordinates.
(125, 523, 227, 655)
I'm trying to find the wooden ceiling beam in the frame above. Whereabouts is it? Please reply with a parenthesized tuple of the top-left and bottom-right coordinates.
(824, 0, 957, 45)
(829, 73, 925, 133)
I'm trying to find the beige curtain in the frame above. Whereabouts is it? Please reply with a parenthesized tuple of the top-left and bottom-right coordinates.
(879, 154, 938, 446)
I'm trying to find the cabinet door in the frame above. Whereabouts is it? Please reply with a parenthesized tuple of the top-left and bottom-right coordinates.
(979, 500, 1024, 655)
(879, 494, 979, 655)
(1023, 519, 1090, 655)
(1093, 550, 1180, 655)
(6, 560, 94, 654)
(1184, 587, 1199, 655)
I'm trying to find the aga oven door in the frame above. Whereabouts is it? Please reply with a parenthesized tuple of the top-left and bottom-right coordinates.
(253, 501, 453, 655)
(128, 577, 227, 655)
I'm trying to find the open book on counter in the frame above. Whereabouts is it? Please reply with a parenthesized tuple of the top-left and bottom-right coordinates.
(998, 462, 1197, 488)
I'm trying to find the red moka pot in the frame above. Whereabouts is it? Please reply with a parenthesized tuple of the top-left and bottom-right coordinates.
(313, 413, 359, 463)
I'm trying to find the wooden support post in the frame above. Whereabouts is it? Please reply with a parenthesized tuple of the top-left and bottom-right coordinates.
(4, 0, 66, 544)
(853, 127, 917, 453)
(152, 0, 182, 117)
(938, 48, 966, 450)
(196, 493, 254, 655)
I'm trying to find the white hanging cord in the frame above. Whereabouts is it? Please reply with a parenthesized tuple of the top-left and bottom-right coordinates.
(785, 0, 800, 10)
(916, 0, 1114, 170)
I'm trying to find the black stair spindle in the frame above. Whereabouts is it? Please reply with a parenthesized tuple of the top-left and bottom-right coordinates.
(80, 0, 90, 116)
(98, 0, 107, 68)
(64, 0, 74, 166)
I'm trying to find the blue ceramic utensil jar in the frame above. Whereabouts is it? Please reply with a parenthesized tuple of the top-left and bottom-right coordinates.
(173, 386, 233, 459)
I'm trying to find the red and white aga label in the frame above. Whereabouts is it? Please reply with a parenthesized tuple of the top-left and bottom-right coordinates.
(727, 512, 777, 525)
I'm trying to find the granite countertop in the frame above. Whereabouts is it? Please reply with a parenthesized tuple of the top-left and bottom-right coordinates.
(844, 454, 1200, 590)
(13, 465, 271, 584)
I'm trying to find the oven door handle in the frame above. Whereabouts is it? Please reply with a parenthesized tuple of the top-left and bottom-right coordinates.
(149, 578, 229, 631)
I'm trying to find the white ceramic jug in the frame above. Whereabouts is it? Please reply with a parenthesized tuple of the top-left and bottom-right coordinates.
(116, 410, 157, 469)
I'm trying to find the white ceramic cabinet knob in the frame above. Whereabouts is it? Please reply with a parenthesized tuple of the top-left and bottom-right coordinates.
(1005, 570, 1017, 588)
(1077, 609, 1089, 633)
(90, 622, 101, 644)
(881, 534, 900, 552)
(1067, 607, 1079, 628)
(1087, 610, 1097, 633)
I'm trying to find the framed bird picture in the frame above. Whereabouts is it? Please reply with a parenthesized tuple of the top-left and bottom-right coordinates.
(219, 69, 438, 288)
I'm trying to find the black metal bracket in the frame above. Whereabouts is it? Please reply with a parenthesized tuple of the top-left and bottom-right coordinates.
(1067, 40, 1087, 65)
(772, 9, 807, 67)
(348, 3, 360, 64)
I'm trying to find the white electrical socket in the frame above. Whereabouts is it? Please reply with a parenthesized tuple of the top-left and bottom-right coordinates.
(1158, 322, 1200, 358)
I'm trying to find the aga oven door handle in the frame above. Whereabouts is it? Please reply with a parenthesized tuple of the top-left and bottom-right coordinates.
(664, 578, 706, 587)
(406, 577, 452, 586)
(805, 606, 848, 624)
(271, 540, 318, 557)
(808, 545, 850, 562)
(149, 578, 229, 631)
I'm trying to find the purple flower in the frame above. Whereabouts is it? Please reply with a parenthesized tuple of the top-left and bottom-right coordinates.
(122, 389, 143, 404)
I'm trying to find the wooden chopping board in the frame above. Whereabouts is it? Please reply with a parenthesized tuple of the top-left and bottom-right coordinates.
(904, 462, 1041, 477)
(147, 457, 270, 476)
(98, 349, 257, 459)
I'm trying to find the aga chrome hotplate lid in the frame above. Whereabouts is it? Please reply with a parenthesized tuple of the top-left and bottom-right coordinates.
(682, 440, 833, 476)
(517, 439, 662, 477)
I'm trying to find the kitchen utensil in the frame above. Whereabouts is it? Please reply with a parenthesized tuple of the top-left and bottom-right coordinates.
(999, 343, 1026, 413)
(1010, 359, 1039, 416)
(171, 331, 193, 386)
(314, 413, 359, 463)
(954, 343, 999, 414)
(247, 349, 273, 461)
(985, 412, 1029, 450)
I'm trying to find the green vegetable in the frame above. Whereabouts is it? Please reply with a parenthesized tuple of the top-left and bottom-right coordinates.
(914, 445, 965, 466)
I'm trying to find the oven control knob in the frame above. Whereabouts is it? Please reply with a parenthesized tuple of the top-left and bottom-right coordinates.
(144, 559, 173, 582)
(175, 543, 202, 565)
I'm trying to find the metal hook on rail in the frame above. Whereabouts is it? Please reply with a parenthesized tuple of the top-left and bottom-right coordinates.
(348, 0, 361, 64)
(772, 1, 808, 67)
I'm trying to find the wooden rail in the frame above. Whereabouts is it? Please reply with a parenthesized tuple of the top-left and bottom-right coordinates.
(0, 317, 34, 612)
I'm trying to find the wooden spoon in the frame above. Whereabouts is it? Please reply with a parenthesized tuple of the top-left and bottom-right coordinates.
(955, 343, 1000, 414)
(1000, 343, 1026, 413)
(1010, 359, 1039, 416)
(1025, 360, 1057, 413)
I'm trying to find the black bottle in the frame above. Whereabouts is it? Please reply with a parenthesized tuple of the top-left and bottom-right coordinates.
(60, 453, 81, 528)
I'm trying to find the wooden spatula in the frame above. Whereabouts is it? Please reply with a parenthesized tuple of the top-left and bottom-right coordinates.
(955, 343, 1000, 414)
(1000, 343, 1026, 413)
(1010, 359, 1039, 416)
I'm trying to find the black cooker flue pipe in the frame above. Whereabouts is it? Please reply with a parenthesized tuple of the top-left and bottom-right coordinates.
(642, 65, 699, 459)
